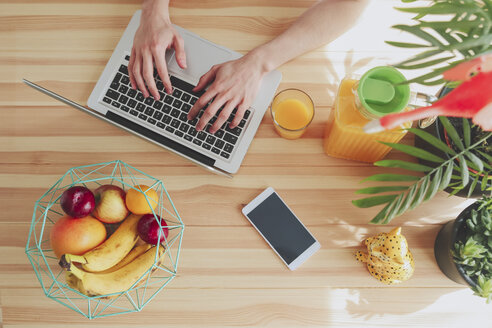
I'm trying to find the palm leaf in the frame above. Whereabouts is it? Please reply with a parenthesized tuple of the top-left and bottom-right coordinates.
(440, 161, 455, 190)
(460, 155, 470, 186)
(354, 125, 492, 224)
(394, 55, 455, 70)
(385, 41, 431, 48)
(482, 172, 490, 191)
(394, 49, 442, 66)
(375, 160, 433, 172)
(355, 186, 410, 194)
(408, 127, 456, 156)
(468, 173, 480, 197)
(396, 184, 418, 216)
(463, 118, 471, 148)
(362, 174, 420, 182)
(380, 142, 444, 162)
(425, 166, 442, 201)
(466, 152, 485, 173)
(352, 195, 399, 208)
(440, 117, 465, 151)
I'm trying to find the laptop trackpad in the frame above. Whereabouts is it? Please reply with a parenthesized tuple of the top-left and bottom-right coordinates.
(167, 31, 232, 85)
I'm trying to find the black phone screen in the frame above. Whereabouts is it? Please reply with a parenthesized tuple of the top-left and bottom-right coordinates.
(246, 193, 316, 264)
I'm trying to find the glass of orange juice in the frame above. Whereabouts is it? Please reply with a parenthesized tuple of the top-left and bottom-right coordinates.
(270, 89, 315, 140)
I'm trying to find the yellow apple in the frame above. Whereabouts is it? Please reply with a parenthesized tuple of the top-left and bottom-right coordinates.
(92, 185, 129, 223)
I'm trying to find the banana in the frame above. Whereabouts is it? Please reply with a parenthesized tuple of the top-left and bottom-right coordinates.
(99, 243, 151, 273)
(64, 245, 164, 296)
(60, 214, 142, 272)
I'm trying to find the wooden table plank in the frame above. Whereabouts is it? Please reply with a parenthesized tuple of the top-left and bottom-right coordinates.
(1, 0, 483, 326)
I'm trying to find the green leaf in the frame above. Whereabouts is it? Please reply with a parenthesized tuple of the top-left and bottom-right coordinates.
(408, 128, 456, 156)
(459, 155, 470, 187)
(449, 185, 464, 196)
(401, 60, 466, 85)
(466, 152, 484, 173)
(355, 186, 410, 195)
(362, 174, 421, 182)
(395, 49, 442, 66)
(433, 28, 471, 58)
(467, 174, 479, 198)
(411, 176, 430, 210)
(394, 55, 455, 70)
(381, 142, 444, 163)
(375, 160, 433, 172)
(418, 20, 483, 31)
(477, 150, 492, 166)
(369, 203, 392, 224)
(463, 118, 471, 148)
(418, 78, 448, 86)
(397, 184, 418, 216)
(440, 161, 455, 190)
(396, 3, 483, 16)
(392, 24, 445, 47)
(425, 167, 442, 201)
(383, 194, 405, 224)
(352, 195, 398, 208)
(385, 41, 431, 48)
(448, 33, 492, 51)
(439, 117, 465, 151)
(481, 172, 490, 191)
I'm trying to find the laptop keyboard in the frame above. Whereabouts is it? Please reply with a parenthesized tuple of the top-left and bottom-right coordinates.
(101, 55, 251, 160)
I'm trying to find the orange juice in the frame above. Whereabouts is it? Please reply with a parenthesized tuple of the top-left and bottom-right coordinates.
(324, 77, 410, 163)
(271, 89, 314, 139)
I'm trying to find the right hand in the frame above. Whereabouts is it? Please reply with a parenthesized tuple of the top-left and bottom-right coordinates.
(128, 11, 187, 100)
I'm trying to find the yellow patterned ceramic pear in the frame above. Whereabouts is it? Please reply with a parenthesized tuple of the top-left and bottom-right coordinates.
(355, 227, 414, 284)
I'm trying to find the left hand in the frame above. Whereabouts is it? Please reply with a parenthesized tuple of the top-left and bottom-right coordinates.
(187, 53, 267, 134)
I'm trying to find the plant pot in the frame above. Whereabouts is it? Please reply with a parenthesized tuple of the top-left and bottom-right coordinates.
(434, 202, 478, 287)
(415, 88, 491, 198)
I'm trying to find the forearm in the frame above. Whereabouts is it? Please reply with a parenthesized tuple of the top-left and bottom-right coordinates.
(250, 0, 368, 73)
(142, 0, 170, 21)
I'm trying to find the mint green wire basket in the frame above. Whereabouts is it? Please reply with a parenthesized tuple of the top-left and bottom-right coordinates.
(25, 160, 185, 319)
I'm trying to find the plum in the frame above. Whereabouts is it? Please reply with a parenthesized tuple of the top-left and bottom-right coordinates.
(137, 214, 169, 245)
(60, 186, 95, 218)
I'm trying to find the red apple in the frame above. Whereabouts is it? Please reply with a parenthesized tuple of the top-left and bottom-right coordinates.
(60, 186, 95, 218)
(50, 215, 106, 258)
(137, 214, 169, 245)
(92, 185, 129, 223)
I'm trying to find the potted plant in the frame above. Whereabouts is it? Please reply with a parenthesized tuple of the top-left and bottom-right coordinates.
(352, 0, 492, 224)
(434, 197, 492, 303)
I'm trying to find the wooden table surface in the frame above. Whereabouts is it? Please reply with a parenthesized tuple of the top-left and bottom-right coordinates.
(2, 0, 490, 326)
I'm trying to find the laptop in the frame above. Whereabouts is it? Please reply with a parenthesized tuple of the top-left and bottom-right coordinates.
(24, 10, 282, 177)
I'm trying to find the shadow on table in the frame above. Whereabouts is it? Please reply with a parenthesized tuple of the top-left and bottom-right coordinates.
(320, 49, 376, 106)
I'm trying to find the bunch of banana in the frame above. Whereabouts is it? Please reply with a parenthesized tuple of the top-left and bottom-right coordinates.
(60, 214, 142, 272)
(65, 245, 164, 296)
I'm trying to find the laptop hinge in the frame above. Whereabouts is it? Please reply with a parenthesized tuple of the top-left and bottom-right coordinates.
(105, 111, 216, 167)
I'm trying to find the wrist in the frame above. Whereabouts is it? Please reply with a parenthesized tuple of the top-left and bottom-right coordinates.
(142, 0, 171, 24)
(246, 45, 278, 75)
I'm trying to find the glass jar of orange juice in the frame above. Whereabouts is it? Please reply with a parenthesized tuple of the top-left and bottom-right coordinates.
(323, 66, 412, 163)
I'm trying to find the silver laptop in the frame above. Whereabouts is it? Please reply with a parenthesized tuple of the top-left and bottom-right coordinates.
(25, 10, 282, 177)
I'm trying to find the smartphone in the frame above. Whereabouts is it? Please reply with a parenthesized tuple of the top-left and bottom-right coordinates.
(242, 187, 321, 270)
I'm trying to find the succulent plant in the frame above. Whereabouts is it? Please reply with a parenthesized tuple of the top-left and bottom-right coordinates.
(452, 197, 492, 302)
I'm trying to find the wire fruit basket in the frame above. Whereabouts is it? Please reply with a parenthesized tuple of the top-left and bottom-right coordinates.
(25, 160, 184, 319)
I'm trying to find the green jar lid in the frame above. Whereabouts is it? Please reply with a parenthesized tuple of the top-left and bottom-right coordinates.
(358, 66, 410, 117)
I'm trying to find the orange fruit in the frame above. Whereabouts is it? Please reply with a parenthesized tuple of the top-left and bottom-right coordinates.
(125, 184, 158, 215)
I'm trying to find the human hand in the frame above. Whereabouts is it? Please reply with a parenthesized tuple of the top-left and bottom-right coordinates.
(187, 54, 267, 134)
(128, 11, 187, 100)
